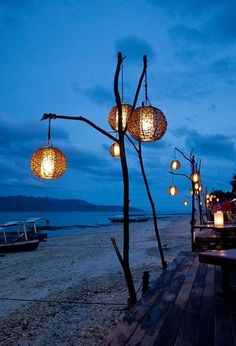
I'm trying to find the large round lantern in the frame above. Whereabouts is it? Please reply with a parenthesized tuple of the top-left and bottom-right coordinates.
(108, 103, 132, 131)
(31, 146, 66, 179)
(190, 172, 201, 183)
(170, 160, 180, 170)
(109, 143, 120, 158)
(127, 105, 167, 142)
(168, 185, 178, 196)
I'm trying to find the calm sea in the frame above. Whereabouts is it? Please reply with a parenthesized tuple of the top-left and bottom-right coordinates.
(0, 211, 191, 238)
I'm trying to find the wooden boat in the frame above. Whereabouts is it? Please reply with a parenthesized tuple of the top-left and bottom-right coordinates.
(109, 214, 151, 223)
(0, 220, 42, 253)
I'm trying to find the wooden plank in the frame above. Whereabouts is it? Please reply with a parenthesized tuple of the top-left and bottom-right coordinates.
(152, 255, 200, 346)
(195, 264, 215, 346)
(215, 266, 235, 346)
(173, 262, 207, 346)
(126, 253, 196, 346)
(105, 252, 188, 346)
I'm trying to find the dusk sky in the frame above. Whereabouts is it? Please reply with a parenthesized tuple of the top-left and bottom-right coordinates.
(0, 0, 235, 212)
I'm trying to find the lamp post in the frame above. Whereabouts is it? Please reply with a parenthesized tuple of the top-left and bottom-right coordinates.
(168, 148, 204, 251)
(31, 52, 168, 306)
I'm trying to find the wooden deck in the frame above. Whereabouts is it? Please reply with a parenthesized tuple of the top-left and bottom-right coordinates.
(105, 251, 236, 346)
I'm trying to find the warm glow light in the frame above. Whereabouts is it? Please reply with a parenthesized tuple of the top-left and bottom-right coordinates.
(108, 103, 132, 131)
(170, 160, 180, 170)
(214, 211, 224, 227)
(127, 105, 167, 142)
(216, 198, 220, 202)
(109, 142, 120, 158)
(198, 184, 203, 192)
(194, 182, 199, 190)
(168, 185, 178, 196)
(206, 194, 210, 199)
(190, 189, 193, 195)
(183, 200, 188, 206)
(31, 146, 66, 179)
(190, 172, 201, 183)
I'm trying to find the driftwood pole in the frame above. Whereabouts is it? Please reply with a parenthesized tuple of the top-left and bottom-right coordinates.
(126, 55, 167, 270)
(111, 52, 137, 306)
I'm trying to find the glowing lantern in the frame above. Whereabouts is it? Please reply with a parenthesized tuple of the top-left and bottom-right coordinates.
(109, 143, 120, 158)
(194, 182, 199, 190)
(190, 189, 193, 195)
(216, 198, 220, 202)
(198, 184, 203, 192)
(168, 185, 178, 196)
(206, 194, 210, 199)
(108, 103, 132, 131)
(183, 200, 188, 206)
(170, 160, 180, 170)
(190, 172, 201, 183)
(127, 105, 167, 142)
(31, 146, 66, 179)
(214, 211, 224, 227)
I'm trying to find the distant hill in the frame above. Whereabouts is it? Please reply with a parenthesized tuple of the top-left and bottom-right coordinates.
(0, 196, 142, 212)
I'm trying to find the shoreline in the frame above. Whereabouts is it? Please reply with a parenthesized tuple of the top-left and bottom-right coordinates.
(0, 216, 191, 345)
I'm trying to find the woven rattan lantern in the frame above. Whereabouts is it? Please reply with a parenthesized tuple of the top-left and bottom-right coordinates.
(108, 103, 132, 131)
(190, 172, 201, 183)
(168, 185, 178, 196)
(109, 143, 120, 158)
(127, 105, 167, 142)
(170, 160, 180, 170)
(31, 146, 66, 179)
(183, 200, 188, 206)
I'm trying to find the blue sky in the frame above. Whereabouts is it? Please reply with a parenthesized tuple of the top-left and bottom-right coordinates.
(0, 0, 235, 212)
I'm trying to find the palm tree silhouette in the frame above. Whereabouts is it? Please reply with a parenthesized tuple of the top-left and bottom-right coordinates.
(230, 174, 236, 194)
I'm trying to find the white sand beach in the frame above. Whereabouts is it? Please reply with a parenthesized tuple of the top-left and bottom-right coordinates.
(0, 216, 191, 345)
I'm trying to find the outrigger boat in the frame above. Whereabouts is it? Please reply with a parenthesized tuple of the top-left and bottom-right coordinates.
(108, 214, 151, 223)
(0, 218, 47, 253)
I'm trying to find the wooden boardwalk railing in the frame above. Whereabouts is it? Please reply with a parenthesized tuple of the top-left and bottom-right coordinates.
(104, 251, 236, 346)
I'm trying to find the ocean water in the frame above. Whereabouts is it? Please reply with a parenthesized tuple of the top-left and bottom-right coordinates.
(0, 211, 191, 240)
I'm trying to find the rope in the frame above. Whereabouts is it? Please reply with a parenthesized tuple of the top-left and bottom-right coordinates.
(0, 297, 127, 307)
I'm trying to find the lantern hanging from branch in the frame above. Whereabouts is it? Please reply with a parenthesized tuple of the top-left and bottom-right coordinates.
(108, 103, 132, 131)
(190, 172, 201, 183)
(31, 119, 66, 179)
(170, 160, 180, 170)
(127, 105, 167, 142)
(109, 142, 120, 158)
(31, 146, 66, 179)
(194, 182, 200, 191)
(168, 185, 178, 196)
(183, 200, 188, 206)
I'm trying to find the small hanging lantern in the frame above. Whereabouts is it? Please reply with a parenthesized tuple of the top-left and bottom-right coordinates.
(198, 184, 203, 192)
(194, 182, 199, 190)
(206, 194, 210, 199)
(108, 103, 132, 131)
(31, 118, 66, 180)
(127, 105, 167, 142)
(170, 160, 180, 170)
(31, 146, 66, 179)
(109, 142, 120, 158)
(183, 200, 188, 206)
(190, 172, 201, 183)
(168, 185, 178, 196)
(214, 211, 224, 228)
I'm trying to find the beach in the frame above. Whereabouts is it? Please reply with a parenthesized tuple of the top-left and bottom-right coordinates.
(0, 215, 191, 345)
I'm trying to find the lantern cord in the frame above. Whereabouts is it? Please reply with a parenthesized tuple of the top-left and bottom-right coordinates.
(144, 70, 150, 106)
(48, 118, 51, 146)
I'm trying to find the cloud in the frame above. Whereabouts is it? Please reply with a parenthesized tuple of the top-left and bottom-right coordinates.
(115, 36, 156, 63)
(78, 85, 114, 105)
(175, 127, 236, 160)
(150, 0, 236, 45)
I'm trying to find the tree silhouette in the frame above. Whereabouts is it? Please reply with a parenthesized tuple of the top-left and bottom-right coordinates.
(230, 174, 236, 194)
